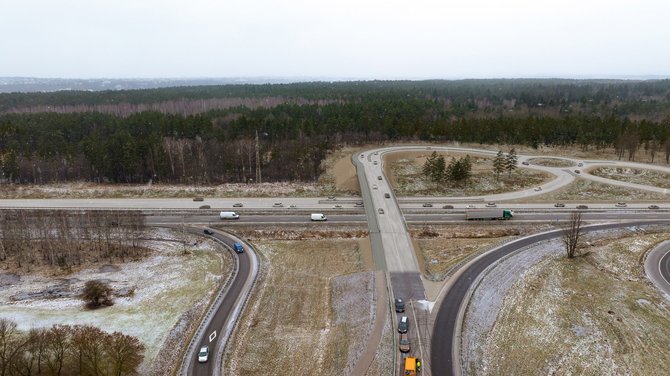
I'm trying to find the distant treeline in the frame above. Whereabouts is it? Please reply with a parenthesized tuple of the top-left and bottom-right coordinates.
(1, 80, 670, 184)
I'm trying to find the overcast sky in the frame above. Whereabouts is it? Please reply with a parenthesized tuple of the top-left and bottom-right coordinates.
(2, 0, 669, 79)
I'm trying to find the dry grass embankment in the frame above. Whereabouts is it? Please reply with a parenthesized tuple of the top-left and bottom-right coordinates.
(384, 151, 551, 196)
(411, 225, 550, 281)
(481, 231, 670, 375)
(225, 238, 374, 375)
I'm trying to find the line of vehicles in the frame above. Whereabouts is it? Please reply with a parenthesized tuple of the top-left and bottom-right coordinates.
(394, 297, 421, 375)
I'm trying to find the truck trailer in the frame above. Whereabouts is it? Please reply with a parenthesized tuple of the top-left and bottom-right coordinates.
(465, 209, 514, 220)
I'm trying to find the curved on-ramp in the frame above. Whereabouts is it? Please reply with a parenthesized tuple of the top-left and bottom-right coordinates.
(644, 240, 670, 298)
(182, 229, 258, 376)
(430, 220, 670, 376)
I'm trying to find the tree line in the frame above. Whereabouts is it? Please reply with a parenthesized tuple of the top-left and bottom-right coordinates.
(0, 210, 146, 271)
(0, 319, 144, 376)
(1, 81, 670, 184)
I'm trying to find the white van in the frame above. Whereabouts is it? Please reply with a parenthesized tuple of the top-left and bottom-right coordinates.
(310, 213, 327, 221)
(219, 211, 240, 220)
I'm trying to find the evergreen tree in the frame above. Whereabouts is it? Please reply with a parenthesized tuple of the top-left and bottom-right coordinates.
(492, 150, 505, 180)
(505, 148, 518, 177)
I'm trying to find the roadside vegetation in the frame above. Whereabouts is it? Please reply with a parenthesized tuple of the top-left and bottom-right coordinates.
(225, 232, 373, 375)
(480, 231, 670, 375)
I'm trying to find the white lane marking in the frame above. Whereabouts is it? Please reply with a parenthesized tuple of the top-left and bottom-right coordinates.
(209, 331, 217, 343)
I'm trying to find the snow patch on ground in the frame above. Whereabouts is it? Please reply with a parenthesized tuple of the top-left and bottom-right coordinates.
(0, 227, 228, 375)
(461, 238, 563, 371)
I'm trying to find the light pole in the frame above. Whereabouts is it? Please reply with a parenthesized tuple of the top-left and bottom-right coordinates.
(255, 130, 261, 184)
(255, 130, 269, 184)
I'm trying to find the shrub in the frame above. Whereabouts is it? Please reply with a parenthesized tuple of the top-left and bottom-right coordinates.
(82, 280, 114, 309)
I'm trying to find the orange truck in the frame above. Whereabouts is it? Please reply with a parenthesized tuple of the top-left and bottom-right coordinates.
(404, 356, 416, 375)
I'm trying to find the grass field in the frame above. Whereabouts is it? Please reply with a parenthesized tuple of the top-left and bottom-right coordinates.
(224, 239, 373, 375)
(383, 151, 551, 196)
(480, 231, 670, 375)
(590, 166, 670, 189)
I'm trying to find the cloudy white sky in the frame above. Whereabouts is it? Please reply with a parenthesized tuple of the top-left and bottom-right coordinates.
(2, 0, 669, 79)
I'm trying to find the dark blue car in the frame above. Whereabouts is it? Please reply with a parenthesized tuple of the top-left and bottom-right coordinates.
(233, 242, 244, 253)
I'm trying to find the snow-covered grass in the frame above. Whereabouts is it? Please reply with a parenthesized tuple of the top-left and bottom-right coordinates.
(224, 239, 372, 375)
(472, 229, 670, 375)
(591, 167, 670, 189)
(0, 228, 232, 375)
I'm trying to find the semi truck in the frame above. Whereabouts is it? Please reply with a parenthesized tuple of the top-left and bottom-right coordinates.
(465, 209, 514, 220)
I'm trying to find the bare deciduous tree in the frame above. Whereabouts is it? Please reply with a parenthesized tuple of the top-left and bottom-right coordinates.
(562, 211, 584, 258)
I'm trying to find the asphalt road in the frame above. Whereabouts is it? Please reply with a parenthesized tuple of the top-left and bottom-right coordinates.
(143, 211, 670, 226)
(430, 220, 670, 376)
(188, 231, 252, 376)
(644, 240, 670, 297)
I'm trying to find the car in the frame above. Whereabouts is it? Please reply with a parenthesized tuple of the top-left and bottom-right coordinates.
(577, 162, 584, 167)
(374, 151, 379, 155)
(333, 205, 342, 208)
(273, 202, 283, 207)
(327, 196, 336, 200)
(378, 208, 384, 214)
(354, 202, 364, 207)
(422, 203, 433, 207)
(554, 203, 565, 208)
(521, 161, 530, 165)
(442, 205, 454, 209)
(372, 185, 378, 190)
(193, 197, 204, 201)
(289, 204, 297, 208)
(384, 193, 391, 199)
(233, 242, 244, 253)
(399, 333, 411, 353)
(574, 170, 581, 174)
(198, 346, 209, 363)
(576, 205, 588, 209)
(466, 204, 476, 209)
(648, 205, 660, 210)
(233, 202, 243, 207)
(486, 202, 497, 207)
(394, 298, 405, 312)
(373, 161, 378, 165)
(360, 154, 364, 158)
(377, 176, 383, 180)
(615, 202, 627, 207)
(398, 316, 408, 333)
(203, 229, 214, 235)
(534, 187, 542, 191)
